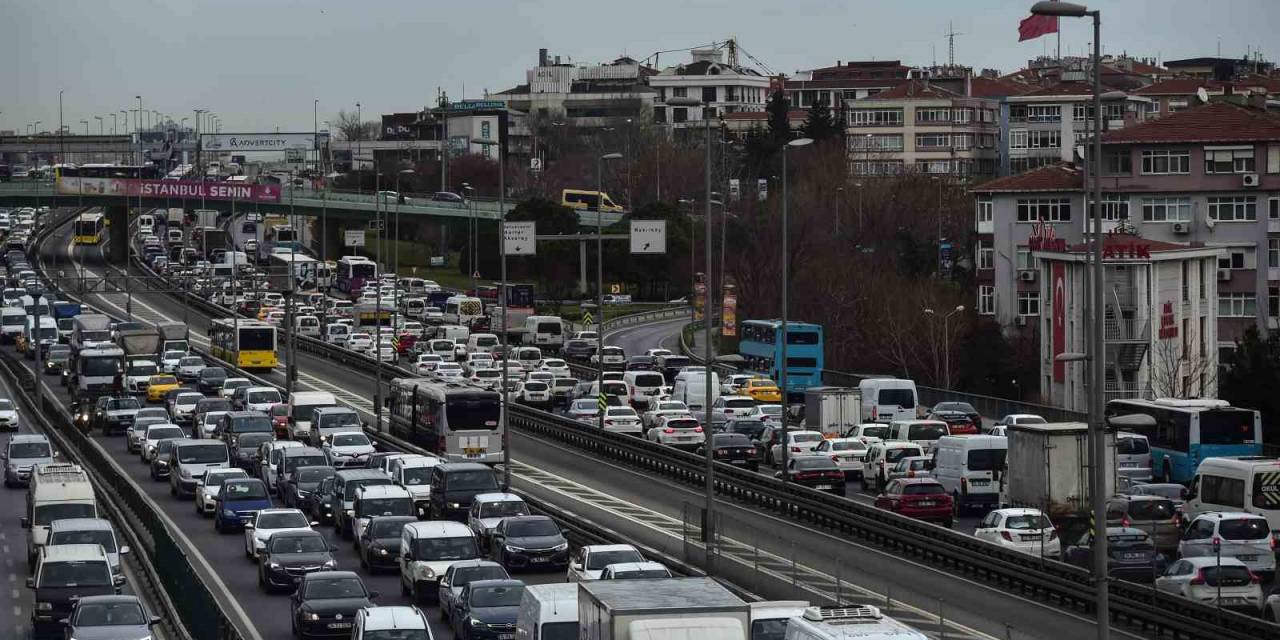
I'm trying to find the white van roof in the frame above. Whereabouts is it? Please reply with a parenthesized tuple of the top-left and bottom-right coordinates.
(937, 435, 1007, 449)
(1195, 456, 1280, 473)
(523, 583, 578, 622)
(289, 391, 336, 404)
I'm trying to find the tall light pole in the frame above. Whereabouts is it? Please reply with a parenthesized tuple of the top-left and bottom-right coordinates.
(94, 116, 103, 136)
(779, 137, 813, 482)
(58, 89, 64, 162)
(136, 96, 143, 165)
(80, 120, 89, 135)
(1030, 3, 1107, 639)
(924, 305, 964, 389)
(475, 132, 508, 489)
(595, 152, 622, 433)
(356, 102, 362, 170)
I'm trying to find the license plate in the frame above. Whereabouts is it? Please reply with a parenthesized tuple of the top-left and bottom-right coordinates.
(969, 479, 989, 486)
(531, 557, 548, 564)
(1238, 555, 1258, 561)
(917, 500, 936, 506)
(815, 484, 833, 490)
(464, 447, 485, 455)
(328, 622, 352, 629)
(730, 459, 746, 465)
(1123, 553, 1144, 560)
(499, 635, 515, 640)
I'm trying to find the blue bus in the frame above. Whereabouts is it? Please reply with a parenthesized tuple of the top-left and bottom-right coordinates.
(737, 319, 824, 399)
(1105, 398, 1262, 484)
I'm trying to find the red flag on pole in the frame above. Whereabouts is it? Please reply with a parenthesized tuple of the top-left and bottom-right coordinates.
(1018, 13, 1059, 42)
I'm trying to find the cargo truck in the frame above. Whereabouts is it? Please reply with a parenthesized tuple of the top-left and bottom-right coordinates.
(156, 321, 189, 354)
(803, 387, 862, 438)
(201, 229, 229, 259)
(70, 314, 113, 354)
(115, 324, 162, 361)
(194, 208, 220, 229)
(998, 422, 1118, 531)
(70, 344, 124, 401)
(577, 577, 749, 640)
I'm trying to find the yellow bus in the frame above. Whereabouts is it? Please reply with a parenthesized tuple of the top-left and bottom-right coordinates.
(209, 318, 278, 370)
(73, 212, 106, 245)
(561, 189, 625, 212)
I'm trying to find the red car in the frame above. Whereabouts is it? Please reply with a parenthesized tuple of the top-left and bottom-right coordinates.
(268, 403, 291, 438)
(874, 478, 954, 527)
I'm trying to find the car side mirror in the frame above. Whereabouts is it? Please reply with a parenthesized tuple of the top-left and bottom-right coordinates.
(113, 575, 126, 587)
(369, 590, 381, 600)
(58, 618, 70, 626)
(310, 521, 319, 527)
(20, 517, 30, 528)
(244, 523, 255, 530)
(149, 616, 161, 626)
(570, 562, 582, 571)
(120, 545, 131, 555)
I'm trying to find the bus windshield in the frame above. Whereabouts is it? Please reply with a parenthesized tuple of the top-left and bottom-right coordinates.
(239, 328, 275, 351)
(350, 262, 376, 278)
(446, 396, 501, 431)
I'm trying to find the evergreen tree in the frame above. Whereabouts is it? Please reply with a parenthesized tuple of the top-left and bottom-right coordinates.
(801, 102, 839, 142)
(1220, 325, 1280, 444)
(765, 89, 792, 144)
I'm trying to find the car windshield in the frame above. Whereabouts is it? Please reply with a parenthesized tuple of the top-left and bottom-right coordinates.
(304, 577, 367, 599)
(1116, 437, 1150, 455)
(370, 519, 410, 538)
(455, 565, 509, 586)
(573, 401, 596, 412)
(108, 398, 140, 410)
(331, 433, 370, 447)
(794, 457, 836, 470)
(936, 403, 976, 413)
(72, 601, 146, 626)
(128, 362, 158, 375)
(360, 498, 412, 517)
(297, 468, 334, 483)
(34, 503, 96, 526)
(1220, 518, 1270, 540)
(179, 357, 203, 366)
(1132, 484, 1185, 500)
(224, 482, 268, 500)
(523, 382, 548, 392)
(449, 470, 499, 491)
(480, 501, 528, 518)
(9, 442, 50, 458)
(148, 427, 185, 440)
(713, 434, 752, 447)
(901, 483, 945, 496)
(180, 444, 227, 463)
(400, 467, 432, 485)
(1004, 514, 1053, 530)
(831, 441, 865, 451)
(725, 398, 755, 408)
(258, 512, 309, 529)
(0, 399, 13, 411)
(1126, 499, 1176, 520)
(610, 569, 670, 579)
(205, 471, 247, 487)
(967, 449, 1007, 471)
(270, 534, 329, 554)
(50, 529, 116, 552)
(38, 560, 111, 587)
(150, 375, 178, 386)
(729, 421, 766, 438)
(507, 518, 559, 537)
(237, 433, 273, 450)
(586, 549, 644, 570)
(413, 537, 478, 561)
(907, 424, 947, 440)
(883, 447, 921, 463)
(879, 389, 915, 407)
(471, 584, 523, 608)
(792, 432, 822, 443)
(318, 413, 360, 429)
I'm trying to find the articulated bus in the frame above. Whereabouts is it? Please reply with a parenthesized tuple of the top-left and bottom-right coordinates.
(737, 319, 825, 400)
(73, 212, 106, 245)
(335, 255, 378, 294)
(208, 318, 278, 370)
(387, 378, 503, 463)
(1105, 398, 1262, 484)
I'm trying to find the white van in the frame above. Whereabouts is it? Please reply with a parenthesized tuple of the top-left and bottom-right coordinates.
(294, 315, 321, 338)
(888, 419, 949, 454)
(858, 378, 919, 423)
(1184, 457, 1280, 534)
(671, 371, 720, 414)
(514, 346, 543, 370)
(287, 391, 337, 438)
(167, 228, 184, 246)
(623, 370, 667, 410)
(138, 214, 155, 235)
(24, 463, 96, 570)
(516, 583, 578, 640)
(324, 323, 350, 345)
(931, 435, 1007, 512)
(0, 306, 27, 343)
(523, 316, 565, 351)
(436, 324, 470, 343)
(784, 605, 927, 640)
(399, 520, 480, 603)
(467, 333, 500, 353)
(1115, 432, 1153, 485)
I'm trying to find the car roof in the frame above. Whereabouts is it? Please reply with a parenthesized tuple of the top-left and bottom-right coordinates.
(894, 477, 941, 485)
(356, 484, 411, 498)
(41, 544, 108, 562)
(73, 594, 145, 606)
(334, 469, 389, 480)
(405, 520, 473, 537)
(301, 570, 361, 582)
(362, 605, 428, 631)
(1182, 556, 1249, 567)
(474, 492, 523, 503)
(49, 518, 113, 532)
(583, 544, 638, 553)
(283, 446, 325, 457)
(604, 561, 667, 573)
(1192, 511, 1269, 522)
(10, 433, 49, 444)
(438, 462, 490, 472)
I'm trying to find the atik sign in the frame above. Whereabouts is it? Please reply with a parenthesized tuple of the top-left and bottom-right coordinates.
(1028, 219, 1067, 252)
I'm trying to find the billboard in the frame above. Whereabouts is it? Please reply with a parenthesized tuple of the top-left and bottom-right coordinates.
(56, 177, 280, 203)
(694, 280, 707, 321)
(722, 287, 737, 337)
(202, 132, 327, 152)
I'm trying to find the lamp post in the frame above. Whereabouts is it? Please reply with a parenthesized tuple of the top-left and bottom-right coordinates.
(474, 133, 509, 489)
(111, 113, 117, 136)
(80, 120, 89, 135)
(1030, 3, 1106, 638)
(779, 137, 813, 483)
(58, 89, 64, 162)
(461, 184, 475, 290)
(924, 305, 964, 389)
(94, 116, 103, 136)
(595, 152, 622, 434)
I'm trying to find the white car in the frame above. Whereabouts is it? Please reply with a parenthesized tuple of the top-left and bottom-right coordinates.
(710, 395, 758, 429)
(601, 407, 642, 435)
(469, 368, 502, 390)
(346, 333, 373, 352)
(756, 404, 783, 425)
(195, 468, 249, 516)
(537, 359, 571, 378)
(263, 311, 286, 327)
(221, 377, 252, 399)
(641, 401, 691, 431)
(644, 348, 671, 359)
(1156, 556, 1263, 611)
(770, 430, 824, 465)
(374, 345, 398, 363)
(973, 508, 1061, 558)
(176, 357, 207, 382)
(567, 544, 645, 582)
(141, 423, 186, 462)
(398, 321, 425, 338)
(645, 415, 704, 448)
(170, 391, 204, 424)
(518, 381, 552, 407)
(435, 363, 465, 383)
(1179, 512, 1275, 577)
(243, 508, 315, 560)
(812, 438, 867, 478)
(241, 386, 282, 413)
(589, 346, 626, 367)
(160, 350, 187, 373)
(323, 431, 377, 468)
(414, 354, 444, 375)
(200, 411, 229, 438)
(0, 398, 19, 431)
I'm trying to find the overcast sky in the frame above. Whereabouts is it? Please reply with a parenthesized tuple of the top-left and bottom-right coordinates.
(2, 0, 1275, 135)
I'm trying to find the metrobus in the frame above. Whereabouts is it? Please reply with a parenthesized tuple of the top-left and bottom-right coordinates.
(335, 255, 378, 294)
(387, 378, 503, 463)
(208, 318, 278, 370)
(55, 164, 162, 196)
(737, 319, 825, 399)
(1105, 398, 1263, 484)
(73, 212, 106, 245)
(268, 252, 320, 291)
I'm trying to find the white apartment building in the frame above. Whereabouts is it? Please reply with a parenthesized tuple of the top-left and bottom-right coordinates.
(649, 48, 771, 126)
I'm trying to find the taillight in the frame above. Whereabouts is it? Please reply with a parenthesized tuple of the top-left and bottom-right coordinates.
(871, 407, 878, 421)
(1121, 516, 1130, 528)
(832, 455, 841, 463)
(1250, 572, 1262, 584)
(791, 446, 802, 452)
(1271, 536, 1277, 551)
(693, 427, 703, 433)
(960, 477, 968, 492)
(662, 428, 674, 434)
(1189, 569, 1206, 586)
(1048, 530, 1058, 540)
(1000, 531, 1013, 541)
(437, 436, 447, 451)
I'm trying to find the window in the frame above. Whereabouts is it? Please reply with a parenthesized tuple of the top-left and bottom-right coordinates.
(1218, 251, 1246, 270)
(1204, 147, 1256, 174)
(849, 134, 903, 151)
(1271, 198, 1280, 219)
(1218, 293, 1257, 317)
(1027, 130, 1061, 149)
(916, 133, 950, 149)
(1010, 156, 1057, 174)
(850, 160, 904, 176)
(1027, 105, 1061, 123)
(1201, 475, 1245, 508)
(1141, 197, 1191, 222)
(849, 108, 903, 127)
(1168, 100, 1188, 113)
(1018, 291, 1041, 316)
(916, 108, 951, 123)
(1207, 196, 1257, 222)
(1010, 129, 1028, 149)
(1269, 145, 1280, 174)
(976, 195, 993, 224)
(672, 87, 687, 98)
(1270, 286, 1279, 317)
(917, 159, 953, 175)
(1016, 198, 1072, 222)
(951, 134, 973, 150)
(1150, 100, 1161, 113)
(1141, 149, 1190, 175)
(653, 108, 666, 124)
(1271, 241, 1280, 270)
(1016, 248, 1036, 270)
(977, 241, 994, 270)
(1102, 151, 1132, 176)
(978, 285, 995, 315)
(701, 86, 717, 103)
(1104, 103, 1124, 120)
(952, 108, 972, 123)
(1072, 103, 1089, 122)
(1094, 194, 1130, 221)
(672, 108, 687, 124)
(1009, 104, 1028, 123)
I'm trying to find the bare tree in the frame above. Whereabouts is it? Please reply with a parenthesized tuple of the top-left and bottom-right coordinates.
(333, 110, 378, 141)
(1148, 337, 1218, 398)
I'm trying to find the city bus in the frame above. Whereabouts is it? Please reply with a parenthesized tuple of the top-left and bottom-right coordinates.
(387, 378, 503, 463)
(267, 252, 321, 291)
(208, 318, 278, 370)
(335, 255, 378, 294)
(55, 164, 163, 196)
(1105, 398, 1263, 484)
(73, 212, 106, 245)
(737, 319, 825, 400)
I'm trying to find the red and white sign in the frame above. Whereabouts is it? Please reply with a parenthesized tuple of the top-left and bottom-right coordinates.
(1158, 302, 1179, 340)
(1052, 262, 1066, 382)
(57, 177, 281, 203)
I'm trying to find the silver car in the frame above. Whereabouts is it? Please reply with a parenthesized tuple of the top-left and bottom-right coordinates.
(3, 434, 54, 487)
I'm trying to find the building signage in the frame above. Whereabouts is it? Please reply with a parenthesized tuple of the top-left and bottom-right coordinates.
(1052, 262, 1066, 382)
(55, 177, 281, 203)
(1102, 242, 1151, 260)
(448, 100, 505, 111)
(728, 178, 740, 202)
(504, 221, 536, 255)
(694, 278, 707, 322)
(757, 178, 768, 201)
(202, 132, 327, 152)
(629, 220, 667, 254)
(1158, 302, 1179, 339)
(1028, 219, 1067, 252)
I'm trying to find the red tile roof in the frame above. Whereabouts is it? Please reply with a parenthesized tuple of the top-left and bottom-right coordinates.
(722, 109, 807, 121)
(784, 78, 907, 90)
(862, 79, 958, 100)
(1135, 76, 1280, 96)
(972, 162, 1083, 193)
(1019, 81, 1115, 97)
(1101, 101, 1280, 145)
(1133, 78, 1214, 96)
(1065, 235, 1193, 255)
(968, 76, 1034, 98)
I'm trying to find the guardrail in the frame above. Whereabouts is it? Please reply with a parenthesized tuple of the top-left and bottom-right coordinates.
(118, 226, 1279, 640)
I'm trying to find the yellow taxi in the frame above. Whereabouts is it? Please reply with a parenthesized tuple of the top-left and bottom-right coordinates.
(742, 378, 782, 403)
(146, 373, 181, 402)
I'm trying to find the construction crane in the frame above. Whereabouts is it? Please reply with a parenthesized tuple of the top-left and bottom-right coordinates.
(945, 21, 963, 67)
(641, 37, 775, 76)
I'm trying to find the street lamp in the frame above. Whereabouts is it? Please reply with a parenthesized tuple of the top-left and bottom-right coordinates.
(94, 115, 103, 137)
(595, 152, 622, 435)
(924, 305, 964, 389)
(80, 120, 89, 135)
(1029, 4, 1107, 639)
(474, 133, 511, 489)
(777, 137, 813, 482)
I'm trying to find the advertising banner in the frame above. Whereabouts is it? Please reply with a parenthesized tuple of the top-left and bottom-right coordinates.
(1052, 262, 1066, 382)
(202, 132, 327, 152)
(722, 287, 737, 336)
(757, 178, 768, 201)
(694, 281, 707, 322)
(57, 177, 281, 203)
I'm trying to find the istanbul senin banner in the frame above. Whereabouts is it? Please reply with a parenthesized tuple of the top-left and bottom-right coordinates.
(57, 177, 281, 203)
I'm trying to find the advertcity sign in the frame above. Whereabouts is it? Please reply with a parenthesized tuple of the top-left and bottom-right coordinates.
(202, 132, 328, 152)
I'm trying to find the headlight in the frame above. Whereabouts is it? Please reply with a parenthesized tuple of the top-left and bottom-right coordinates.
(36, 602, 52, 611)
(505, 545, 524, 553)
(552, 542, 569, 551)
(447, 502, 461, 509)
(323, 559, 336, 568)
(223, 509, 236, 518)
(296, 490, 310, 498)
(377, 548, 388, 556)
(306, 612, 320, 621)
(345, 509, 354, 516)
(268, 561, 281, 569)
(470, 618, 484, 627)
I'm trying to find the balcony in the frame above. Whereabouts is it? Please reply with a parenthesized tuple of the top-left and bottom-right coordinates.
(1104, 382, 1150, 403)
(1105, 316, 1150, 342)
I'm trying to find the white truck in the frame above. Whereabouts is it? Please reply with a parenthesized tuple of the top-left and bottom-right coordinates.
(803, 387, 862, 438)
(577, 577, 749, 640)
(999, 422, 1118, 523)
(194, 208, 220, 229)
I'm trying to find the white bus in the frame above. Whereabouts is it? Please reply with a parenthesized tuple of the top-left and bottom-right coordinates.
(387, 378, 503, 463)
(336, 255, 378, 294)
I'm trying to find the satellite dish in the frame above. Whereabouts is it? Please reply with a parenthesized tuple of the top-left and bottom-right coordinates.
(1205, 216, 1216, 230)
(1196, 87, 1209, 103)
(1074, 145, 1086, 161)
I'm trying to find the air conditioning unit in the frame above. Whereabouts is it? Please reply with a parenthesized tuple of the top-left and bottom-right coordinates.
(1018, 269, 1037, 282)
(1243, 173, 1260, 188)
(1218, 268, 1232, 282)
(1014, 315, 1028, 327)
(1172, 222, 1190, 235)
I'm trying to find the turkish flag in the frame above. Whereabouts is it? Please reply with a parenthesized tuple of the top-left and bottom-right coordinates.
(1018, 14, 1059, 42)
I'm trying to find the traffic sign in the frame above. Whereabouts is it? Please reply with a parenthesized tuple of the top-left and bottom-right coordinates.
(343, 230, 365, 247)
(629, 220, 666, 254)
(505, 221, 536, 255)
(472, 270, 481, 279)
(582, 311, 594, 326)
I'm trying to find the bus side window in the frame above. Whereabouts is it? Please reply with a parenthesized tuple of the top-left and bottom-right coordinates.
(1185, 475, 1199, 500)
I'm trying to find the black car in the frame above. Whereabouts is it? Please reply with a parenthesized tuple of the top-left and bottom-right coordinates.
(358, 515, 415, 573)
(197, 366, 228, 394)
(930, 402, 981, 433)
(258, 530, 337, 593)
(776, 457, 846, 496)
(723, 418, 767, 441)
(230, 432, 273, 471)
(44, 345, 70, 374)
(430, 463, 500, 521)
(283, 466, 336, 511)
(562, 339, 594, 360)
(310, 476, 339, 524)
(149, 439, 179, 480)
(489, 515, 569, 571)
(698, 433, 761, 471)
(624, 356, 654, 371)
(1062, 527, 1168, 583)
(451, 579, 524, 640)
(290, 571, 377, 639)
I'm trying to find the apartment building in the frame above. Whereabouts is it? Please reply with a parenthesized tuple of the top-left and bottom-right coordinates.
(490, 49, 656, 129)
(1004, 81, 1150, 174)
(972, 100, 1280, 400)
(1135, 76, 1280, 118)
(785, 60, 913, 108)
(649, 48, 771, 127)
